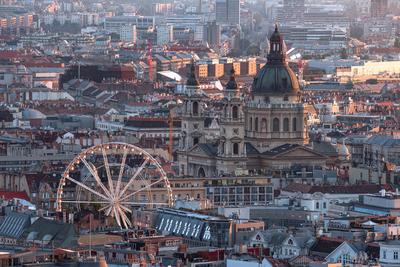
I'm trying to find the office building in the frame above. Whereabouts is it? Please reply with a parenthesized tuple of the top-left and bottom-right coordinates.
(204, 21, 220, 47)
(157, 24, 173, 45)
(371, 0, 388, 18)
(120, 24, 137, 43)
(215, 0, 240, 25)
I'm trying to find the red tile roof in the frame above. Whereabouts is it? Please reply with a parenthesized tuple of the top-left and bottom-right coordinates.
(284, 183, 394, 194)
(0, 191, 30, 201)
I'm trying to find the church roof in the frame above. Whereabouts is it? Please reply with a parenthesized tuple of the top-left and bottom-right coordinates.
(198, 143, 218, 157)
(226, 68, 238, 90)
(245, 142, 260, 155)
(186, 63, 200, 86)
(252, 25, 300, 96)
(261, 144, 300, 156)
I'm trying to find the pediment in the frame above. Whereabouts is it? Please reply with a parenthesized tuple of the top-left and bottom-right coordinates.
(189, 145, 207, 155)
(267, 146, 327, 159)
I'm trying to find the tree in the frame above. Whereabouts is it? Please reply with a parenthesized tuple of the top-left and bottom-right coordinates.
(246, 44, 260, 56)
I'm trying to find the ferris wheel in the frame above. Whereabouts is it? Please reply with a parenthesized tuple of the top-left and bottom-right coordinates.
(56, 142, 173, 229)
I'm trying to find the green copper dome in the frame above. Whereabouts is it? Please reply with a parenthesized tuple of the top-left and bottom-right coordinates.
(252, 25, 300, 96)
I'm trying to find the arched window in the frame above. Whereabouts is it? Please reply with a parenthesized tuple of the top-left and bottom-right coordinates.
(273, 118, 280, 132)
(198, 167, 206, 178)
(316, 202, 320, 209)
(255, 117, 259, 131)
(233, 143, 239, 155)
(193, 101, 199, 116)
(261, 118, 267, 132)
(232, 106, 238, 119)
(292, 118, 297, 132)
(283, 118, 289, 131)
(288, 239, 293, 245)
(249, 117, 253, 131)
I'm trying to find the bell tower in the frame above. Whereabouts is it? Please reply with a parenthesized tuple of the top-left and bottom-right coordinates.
(217, 68, 247, 175)
(180, 63, 206, 151)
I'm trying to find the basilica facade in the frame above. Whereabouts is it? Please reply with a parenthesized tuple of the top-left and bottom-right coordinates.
(177, 26, 330, 179)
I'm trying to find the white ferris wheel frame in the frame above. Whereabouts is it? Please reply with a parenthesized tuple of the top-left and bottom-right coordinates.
(56, 142, 173, 229)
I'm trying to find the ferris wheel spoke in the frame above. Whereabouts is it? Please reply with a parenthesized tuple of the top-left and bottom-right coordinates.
(119, 208, 132, 228)
(115, 149, 128, 198)
(80, 157, 113, 199)
(104, 205, 113, 217)
(118, 157, 150, 198)
(99, 205, 111, 212)
(64, 176, 110, 201)
(117, 205, 129, 228)
(119, 177, 164, 202)
(102, 147, 114, 195)
(121, 201, 169, 206)
(119, 204, 132, 213)
(113, 206, 122, 228)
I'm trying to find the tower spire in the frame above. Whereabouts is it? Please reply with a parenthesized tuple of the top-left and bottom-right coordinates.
(268, 23, 286, 65)
(226, 67, 238, 89)
(186, 61, 200, 87)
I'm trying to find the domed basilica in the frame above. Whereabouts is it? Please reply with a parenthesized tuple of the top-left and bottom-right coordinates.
(177, 26, 330, 180)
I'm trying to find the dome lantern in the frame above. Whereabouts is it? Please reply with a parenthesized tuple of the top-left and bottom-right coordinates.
(252, 24, 300, 97)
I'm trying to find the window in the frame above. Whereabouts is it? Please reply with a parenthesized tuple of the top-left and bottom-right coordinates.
(193, 101, 199, 116)
(383, 250, 386, 259)
(283, 95, 289, 101)
(283, 118, 289, 131)
(323, 202, 327, 209)
(288, 239, 293, 245)
(193, 137, 199, 145)
(232, 106, 238, 119)
(261, 119, 267, 132)
(198, 168, 206, 178)
(316, 202, 320, 209)
(394, 251, 398, 260)
(255, 117, 259, 131)
(292, 118, 297, 132)
(273, 118, 279, 132)
(249, 117, 253, 131)
(233, 143, 239, 155)
(342, 254, 351, 264)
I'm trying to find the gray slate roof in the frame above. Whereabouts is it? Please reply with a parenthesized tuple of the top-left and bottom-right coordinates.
(0, 212, 31, 239)
(20, 217, 78, 248)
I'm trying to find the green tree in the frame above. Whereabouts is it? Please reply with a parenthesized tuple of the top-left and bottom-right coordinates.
(246, 44, 260, 56)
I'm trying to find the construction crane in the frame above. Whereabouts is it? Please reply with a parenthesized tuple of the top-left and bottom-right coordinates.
(168, 106, 174, 162)
(147, 40, 153, 82)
